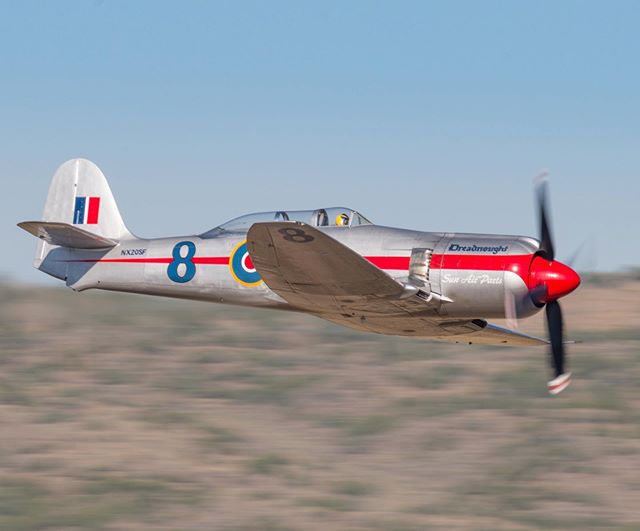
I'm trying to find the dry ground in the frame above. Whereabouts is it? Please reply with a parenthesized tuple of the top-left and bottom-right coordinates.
(1, 276, 639, 530)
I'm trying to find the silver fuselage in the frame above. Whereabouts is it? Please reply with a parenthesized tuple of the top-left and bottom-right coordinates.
(38, 224, 542, 324)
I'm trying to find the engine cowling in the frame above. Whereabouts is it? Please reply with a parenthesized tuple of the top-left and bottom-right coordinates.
(433, 235, 539, 318)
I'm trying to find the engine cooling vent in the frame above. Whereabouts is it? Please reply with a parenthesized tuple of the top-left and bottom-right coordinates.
(409, 248, 433, 285)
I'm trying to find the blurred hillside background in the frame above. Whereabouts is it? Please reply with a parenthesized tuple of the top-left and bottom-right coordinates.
(1, 273, 639, 530)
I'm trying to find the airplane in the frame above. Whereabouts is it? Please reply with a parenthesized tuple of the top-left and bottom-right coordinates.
(18, 159, 581, 395)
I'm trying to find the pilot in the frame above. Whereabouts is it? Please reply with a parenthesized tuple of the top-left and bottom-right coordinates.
(336, 213, 350, 226)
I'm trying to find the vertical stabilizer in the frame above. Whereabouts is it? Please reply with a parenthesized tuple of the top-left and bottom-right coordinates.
(33, 159, 132, 270)
(42, 158, 130, 239)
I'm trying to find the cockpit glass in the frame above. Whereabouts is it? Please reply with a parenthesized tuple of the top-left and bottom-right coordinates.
(200, 207, 372, 238)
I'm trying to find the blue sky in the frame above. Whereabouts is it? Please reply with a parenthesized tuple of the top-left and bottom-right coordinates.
(1, 1, 638, 283)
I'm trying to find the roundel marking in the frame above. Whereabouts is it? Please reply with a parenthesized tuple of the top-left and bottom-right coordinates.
(229, 240, 263, 287)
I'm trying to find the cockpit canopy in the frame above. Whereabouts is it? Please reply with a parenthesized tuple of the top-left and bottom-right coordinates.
(201, 207, 372, 237)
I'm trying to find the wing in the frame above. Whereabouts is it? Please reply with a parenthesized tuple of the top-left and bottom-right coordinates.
(319, 314, 546, 346)
(246, 221, 429, 316)
(435, 319, 547, 346)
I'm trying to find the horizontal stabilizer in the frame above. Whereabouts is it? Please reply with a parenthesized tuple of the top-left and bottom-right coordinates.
(18, 221, 118, 249)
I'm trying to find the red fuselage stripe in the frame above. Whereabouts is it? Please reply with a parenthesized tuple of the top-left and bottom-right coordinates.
(63, 253, 533, 281)
(364, 256, 410, 270)
(67, 257, 229, 265)
(431, 254, 532, 275)
(365, 254, 532, 278)
(193, 257, 229, 265)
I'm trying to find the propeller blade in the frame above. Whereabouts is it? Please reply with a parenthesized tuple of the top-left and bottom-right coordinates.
(546, 300, 571, 394)
(565, 239, 587, 269)
(546, 300, 564, 375)
(534, 173, 555, 261)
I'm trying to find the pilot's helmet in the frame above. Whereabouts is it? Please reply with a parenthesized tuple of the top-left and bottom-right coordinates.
(336, 213, 350, 226)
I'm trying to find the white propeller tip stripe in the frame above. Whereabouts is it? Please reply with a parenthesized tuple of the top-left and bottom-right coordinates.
(547, 372, 571, 395)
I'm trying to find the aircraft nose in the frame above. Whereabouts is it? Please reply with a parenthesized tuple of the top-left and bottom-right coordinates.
(528, 256, 581, 303)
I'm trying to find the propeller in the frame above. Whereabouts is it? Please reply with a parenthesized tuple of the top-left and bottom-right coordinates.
(533, 174, 579, 394)
(505, 173, 580, 394)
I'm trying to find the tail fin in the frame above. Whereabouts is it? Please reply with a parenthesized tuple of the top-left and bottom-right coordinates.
(41, 158, 131, 240)
(19, 159, 132, 275)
